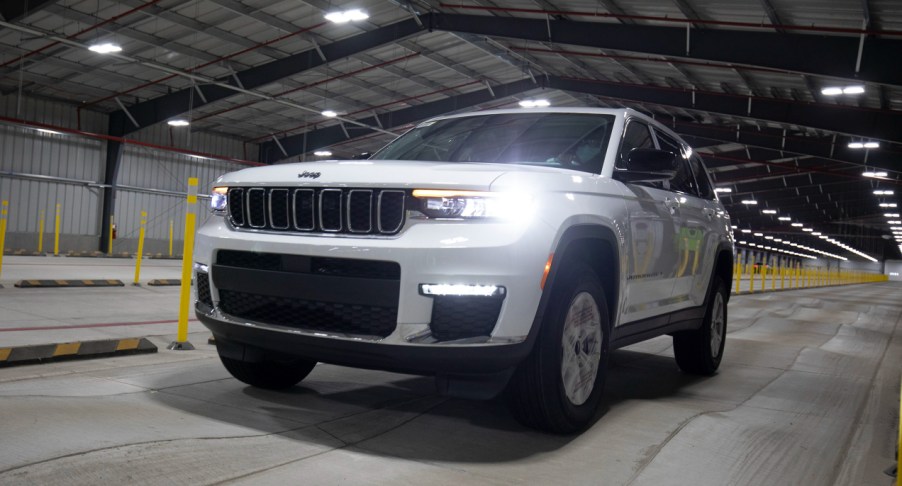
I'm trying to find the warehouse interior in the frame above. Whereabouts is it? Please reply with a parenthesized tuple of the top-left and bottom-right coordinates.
(0, 0, 900, 484)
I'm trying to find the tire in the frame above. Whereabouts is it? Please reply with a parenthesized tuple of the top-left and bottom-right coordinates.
(218, 351, 316, 390)
(673, 276, 727, 375)
(506, 267, 610, 434)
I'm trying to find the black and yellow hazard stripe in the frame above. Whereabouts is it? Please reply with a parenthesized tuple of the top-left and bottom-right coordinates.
(14, 279, 125, 288)
(0, 337, 156, 367)
(147, 279, 181, 286)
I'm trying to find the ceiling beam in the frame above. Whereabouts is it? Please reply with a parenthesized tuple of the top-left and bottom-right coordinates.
(257, 78, 537, 162)
(0, 0, 59, 22)
(428, 13, 902, 86)
(108, 17, 426, 136)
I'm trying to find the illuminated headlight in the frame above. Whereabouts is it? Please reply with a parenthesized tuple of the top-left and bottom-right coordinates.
(419, 283, 506, 298)
(411, 189, 531, 220)
(210, 187, 228, 214)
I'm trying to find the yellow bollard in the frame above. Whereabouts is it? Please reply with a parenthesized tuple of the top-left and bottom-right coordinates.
(749, 264, 756, 293)
(171, 178, 199, 350)
(53, 203, 61, 256)
(771, 265, 776, 291)
(169, 219, 174, 257)
(0, 201, 8, 277)
(38, 209, 45, 253)
(780, 265, 786, 290)
(735, 262, 741, 294)
(133, 211, 147, 285)
(759, 264, 766, 290)
(108, 214, 115, 255)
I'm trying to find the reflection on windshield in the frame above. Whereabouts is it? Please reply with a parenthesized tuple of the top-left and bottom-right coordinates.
(371, 113, 615, 174)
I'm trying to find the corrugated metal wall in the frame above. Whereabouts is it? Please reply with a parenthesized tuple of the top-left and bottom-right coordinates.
(0, 93, 253, 253)
(116, 124, 247, 252)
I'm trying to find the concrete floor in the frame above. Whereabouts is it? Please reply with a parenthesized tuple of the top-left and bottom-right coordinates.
(0, 256, 899, 485)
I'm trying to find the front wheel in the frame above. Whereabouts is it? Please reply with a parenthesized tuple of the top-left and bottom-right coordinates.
(218, 351, 316, 390)
(506, 267, 610, 434)
(673, 276, 727, 375)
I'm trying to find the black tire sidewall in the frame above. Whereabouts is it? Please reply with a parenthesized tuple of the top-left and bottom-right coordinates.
(538, 268, 610, 429)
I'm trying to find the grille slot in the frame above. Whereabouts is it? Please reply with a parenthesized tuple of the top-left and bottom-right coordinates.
(429, 296, 504, 341)
(227, 187, 405, 236)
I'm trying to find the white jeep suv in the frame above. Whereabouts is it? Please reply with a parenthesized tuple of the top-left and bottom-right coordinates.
(195, 108, 734, 433)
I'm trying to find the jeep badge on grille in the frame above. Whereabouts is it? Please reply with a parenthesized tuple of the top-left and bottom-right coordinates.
(298, 171, 321, 179)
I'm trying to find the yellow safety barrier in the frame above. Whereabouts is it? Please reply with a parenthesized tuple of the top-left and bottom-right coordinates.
(38, 209, 45, 253)
(749, 264, 756, 293)
(169, 219, 174, 257)
(770, 265, 776, 291)
(759, 264, 765, 290)
(133, 211, 147, 285)
(172, 177, 199, 350)
(53, 203, 61, 256)
(0, 200, 8, 277)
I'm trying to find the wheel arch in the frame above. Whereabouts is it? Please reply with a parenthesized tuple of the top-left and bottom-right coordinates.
(713, 243, 735, 302)
(526, 224, 621, 349)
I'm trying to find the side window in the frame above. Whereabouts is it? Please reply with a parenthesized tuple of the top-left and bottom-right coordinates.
(688, 152, 716, 200)
(617, 121, 655, 169)
(655, 130, 698, 196)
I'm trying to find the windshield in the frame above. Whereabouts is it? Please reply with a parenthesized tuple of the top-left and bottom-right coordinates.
(370, 113, 616, 174)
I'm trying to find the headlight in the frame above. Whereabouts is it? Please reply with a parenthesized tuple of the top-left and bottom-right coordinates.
(411, 189, 531, 220)
(210, 187, 228, 214)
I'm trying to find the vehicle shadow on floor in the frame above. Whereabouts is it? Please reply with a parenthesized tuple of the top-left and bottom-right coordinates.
(149, 348, 706, 463)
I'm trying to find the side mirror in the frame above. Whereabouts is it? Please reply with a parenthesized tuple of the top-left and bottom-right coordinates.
(613, 148, 678, 183)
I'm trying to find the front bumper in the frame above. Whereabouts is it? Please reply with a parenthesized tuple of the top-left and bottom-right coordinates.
(197, 305, 533, 375)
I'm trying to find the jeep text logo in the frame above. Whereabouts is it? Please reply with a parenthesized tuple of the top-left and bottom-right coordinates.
(298, 171, 321, 179)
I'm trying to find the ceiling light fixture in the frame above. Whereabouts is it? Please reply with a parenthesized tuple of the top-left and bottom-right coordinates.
(324, 9, 369, 23)
(88, 42, 122, 54)
(778, 216, 792, 221)
(762, 209, 777, 214)
(791, 223, 804, 227)
(167, 119, 190, 127)
(714, 187, 732, 193)
(880, 203, 897, 208)
(874, 190, 894, 196)
(313, 150, 333, 157)
(821, 85, 865, 96)
(321, 110, 338, 117)
(741, 199, 758, 205)
(518, 99, 551, 108)
(863, 171, 888, 178)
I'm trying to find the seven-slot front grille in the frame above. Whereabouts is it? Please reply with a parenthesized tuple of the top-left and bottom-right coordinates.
(227, 187, 406, 236)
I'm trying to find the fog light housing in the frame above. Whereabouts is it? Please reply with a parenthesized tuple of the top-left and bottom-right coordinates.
(419, 283, 506, 298)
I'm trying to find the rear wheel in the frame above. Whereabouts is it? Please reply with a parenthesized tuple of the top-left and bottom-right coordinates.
(506, 267, 610, 433)
(673, 276, 727, 375)
(218, 350, 316, 390)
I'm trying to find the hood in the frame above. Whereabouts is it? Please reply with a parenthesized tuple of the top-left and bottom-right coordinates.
(214, 160, 574, 191)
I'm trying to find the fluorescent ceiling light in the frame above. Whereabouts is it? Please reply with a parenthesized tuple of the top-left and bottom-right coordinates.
(167, 119, 190, 127)
(518, 99, 551, 108)
(36, 128, 61, 135)
(88, 42, 122, 54)
(874, 190, 894, 195)
(764, 236, 774, 240)
(879, 203, 897, 208)
(313, 150, 333, 157)
(761, 209, 777, 214)
(864, 142, 880, 149)
(863, 171, 887, 177)
(843, 85, 865, 94)
(741, 229, 752, 233)
(803, 228, 814, 232)
(754, 233, 763, 237)
(885, 213, 900, 218)
(321, 110, 338, 117)
(741, 199, 757, 205)
(821, 87, 843, 96)
(889, 220, 902, 224)
(850, 141, 879, 149)
(325, 9, 369, 23)
(812, 232, 821, 236)
(714, 187, 732, 193)
(778, 216, 791, 221)
(791, 223, 804, 227)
